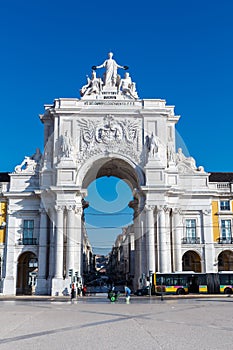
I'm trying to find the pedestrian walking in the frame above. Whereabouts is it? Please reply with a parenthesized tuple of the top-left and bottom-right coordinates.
(125, 285, 131, 304)
(71, 283, 76, 302)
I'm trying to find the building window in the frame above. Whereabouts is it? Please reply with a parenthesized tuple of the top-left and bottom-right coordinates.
(182, 219, 199, 244)
(23, 220, 36, 245)
(220, 219, 232, 243)
(220, 200, 230, 211)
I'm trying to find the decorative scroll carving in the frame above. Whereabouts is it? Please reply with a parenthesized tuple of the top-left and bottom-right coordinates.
(77, 115, 141, 164)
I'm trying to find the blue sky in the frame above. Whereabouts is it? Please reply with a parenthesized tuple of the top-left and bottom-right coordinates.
(85, 177, 134, 255)
(1, 0, 233, 254)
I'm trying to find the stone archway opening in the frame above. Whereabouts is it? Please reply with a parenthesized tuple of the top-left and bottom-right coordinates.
(84, 176, 134, 246)
(16, 252, 38, 295)
(81, 157, 143, 287)
(182, 250, 201, 273)
(218, 250, 233, 271)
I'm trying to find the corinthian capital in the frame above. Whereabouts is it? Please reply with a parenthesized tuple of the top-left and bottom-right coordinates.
(75, 206, 82, 215)
(145, 204, 156, 211)
(55, 205, 65, 212)
(173, 207, 182, 215)
(157, 205, 170, 213)
(66, 205, 76, 212)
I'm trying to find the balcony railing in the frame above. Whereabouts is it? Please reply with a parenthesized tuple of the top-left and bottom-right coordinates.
(19, 238, 37, 245)
(181, 237, 200, 244)
(217, 237, 233, 244)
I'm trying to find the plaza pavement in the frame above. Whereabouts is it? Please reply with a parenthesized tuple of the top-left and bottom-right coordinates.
(0, 294, 233, 349)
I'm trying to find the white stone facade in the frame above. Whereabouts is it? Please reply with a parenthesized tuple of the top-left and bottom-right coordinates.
(1, 53, 233, 295)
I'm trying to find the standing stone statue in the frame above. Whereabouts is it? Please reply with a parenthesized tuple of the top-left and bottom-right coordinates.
(60, 131, 73, 158)
(146, 133, 158, 157)
(92, 52, 128, 87)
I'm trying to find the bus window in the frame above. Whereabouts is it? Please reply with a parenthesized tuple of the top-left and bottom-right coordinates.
(219, 274, 228, 285)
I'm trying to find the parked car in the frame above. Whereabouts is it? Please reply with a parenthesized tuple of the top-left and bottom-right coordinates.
(134, 286, 150, 296)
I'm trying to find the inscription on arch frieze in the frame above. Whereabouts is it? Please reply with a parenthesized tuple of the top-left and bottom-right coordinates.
(77, 115, 142, 164)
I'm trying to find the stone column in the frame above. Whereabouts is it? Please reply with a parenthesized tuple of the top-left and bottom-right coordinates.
(146, 206, 155, 274)
(66, 205, 75, 273)
(54, 205, 64, 279)
(158, 207, 167, 272)
(3, 210, 16, 295)
(133, 213, 140, 288)
(140, 211, 147, 278)
(48, 209, 55, 279)
(36, 208, 48, 294)
(74, 206, 82, 276)
(165, 208, 172, 272)
(173, 208, 182, 272)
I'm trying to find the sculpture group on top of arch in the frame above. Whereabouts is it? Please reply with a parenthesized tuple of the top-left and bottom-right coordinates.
(80, 52, 138, 99)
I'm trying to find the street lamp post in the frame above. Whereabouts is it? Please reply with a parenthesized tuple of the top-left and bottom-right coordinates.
(149, 270, 153, 297)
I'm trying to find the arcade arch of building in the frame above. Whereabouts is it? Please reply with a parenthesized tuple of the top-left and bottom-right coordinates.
(182, 250, 202, 273)
(218, 250, 233, 271)
(16, 252, 38, 295)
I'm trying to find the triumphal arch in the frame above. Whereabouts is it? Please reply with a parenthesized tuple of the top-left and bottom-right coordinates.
(3, 53, 210, 296)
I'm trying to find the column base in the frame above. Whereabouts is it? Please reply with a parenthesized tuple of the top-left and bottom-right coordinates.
(35, 278, 49, 295)
(51, 278, 70, 296)
(2, 277, 16, 296)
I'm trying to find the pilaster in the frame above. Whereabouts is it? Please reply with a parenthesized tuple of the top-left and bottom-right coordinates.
(36, 208, 48, 294)
(145, 205, 155, 274)
(173, 208, 182, 272)
(54, 205, 64, 279)
(3, 210, 16, 295)
(66, 205, 76, 273)
(158, 206, 167, 273)
(202, 209, 216, 273)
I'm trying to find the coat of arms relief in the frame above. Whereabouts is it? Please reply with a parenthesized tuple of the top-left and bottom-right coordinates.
(77, 115, 142, 164)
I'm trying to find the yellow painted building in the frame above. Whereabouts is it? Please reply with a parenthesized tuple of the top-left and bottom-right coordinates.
(212, 200, 219, 242)
(0, 201, 7, 244)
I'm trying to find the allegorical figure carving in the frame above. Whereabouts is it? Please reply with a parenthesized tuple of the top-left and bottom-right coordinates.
(60, 131, 73, 158)
(176, 148, 197, 169)
(118, 72, 138, 99)
(80, 71, 103, 96)
(14, 148, 42, 174)
(92, 52, 128, 87)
